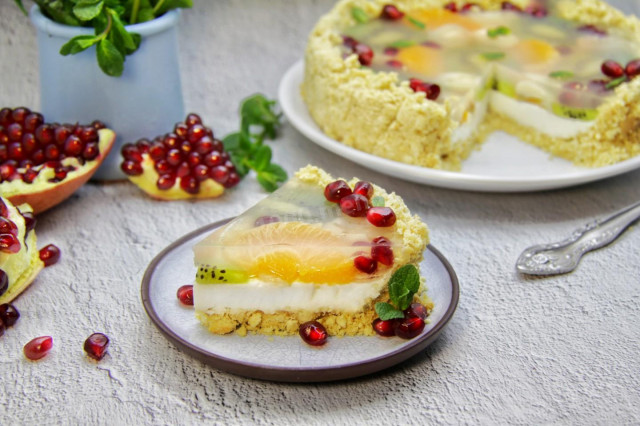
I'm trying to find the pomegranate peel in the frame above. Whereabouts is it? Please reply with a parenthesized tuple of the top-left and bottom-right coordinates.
(2, 128, 116, 214)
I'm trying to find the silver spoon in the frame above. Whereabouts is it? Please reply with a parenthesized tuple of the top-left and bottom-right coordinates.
(516, 200, 640, 275)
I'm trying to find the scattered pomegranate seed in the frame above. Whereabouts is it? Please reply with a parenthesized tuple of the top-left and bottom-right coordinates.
(373, 318, 397, 337)
(254, 216, 280, 227)
(501, 1, 522, 12)
(384, 47, 398, 56)
(588, 79, 609, 93)
(371, 236, 394, 266)
(367, 207, 396, 227)
(339, 194, 369, 217)
(380, 4, 404, 20)
(444, 2, 458, 12)
(525, 4, 547, 18)
(299, 321, 328, 346)
(84, 333, 110, 361)
(404, 303, 428, 320)
(0, 270, 8, 296)
(354, 43, 374, 66)
(0, 234, 21, 254)
(324, 180, 352, 202)
(409, 78, 440, 100)
(602, 60, 624, 78)
(460, 2, 481, 12)
(353, 181, 374, 199)
(39, 244, 61, 267)
(343, 35, 358, 49)
(354, 255, 378, 274)
(24, 336, 53, 360)
(386, 59, 403, 68)
(394, 316, 425, 339)
(625, 59, 640, 79)
(578, 24, 606, 36)
(0, 303, 20, 327)
(177, 284, 194, 306)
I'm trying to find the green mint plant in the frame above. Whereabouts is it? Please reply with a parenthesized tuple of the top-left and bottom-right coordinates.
(14, 0, 192, 77)
(375, 264, 421, 320)
(222, 94, 288, 192)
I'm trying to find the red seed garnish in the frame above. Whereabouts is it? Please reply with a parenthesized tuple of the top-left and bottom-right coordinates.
(39, 244, 61, 267)
(578, 24, 607, 36)
(524, 4, 547, 18)
(0, 217, 18, 236)
(367, 206, 396, 227)
(380, 4, 404, 20)
(371, 236, 394, 266)
(0, 303, 20, 327)
(339, 194, 369, 217)
(384, 47, 398, 56)
(324, 180, 353, 203)
(177, 284, 194, 306)
(394, 316, 425, 339)
(354, 43, 374, 66)
(24, 336, 53, 360)
(84, 333, 110, 361)
(409, 78, 440, 100)
(404, 303, 429, 320)
(501, 1, 522, 12)
(625, 59, 640, 79)
(0, 233, 20, 253)
(444, 2, 458, 12)
(299, 321, 328, 346)
(354, 255, 378, 274)
(386, 59, 403, 68)
(601, 60, 624, 78)
(353, 181, 374, 199)
(460, 2, 481, 12)
(373, 318, 397, 337)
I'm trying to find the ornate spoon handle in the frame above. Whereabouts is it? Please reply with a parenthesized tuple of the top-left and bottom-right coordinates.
(516, 200, 640, 275)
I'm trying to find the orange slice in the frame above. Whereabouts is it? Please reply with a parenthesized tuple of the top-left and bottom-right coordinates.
(405, 9, 483, 31)
(511, 39, 558, 64)
(397, 45, 443, 77)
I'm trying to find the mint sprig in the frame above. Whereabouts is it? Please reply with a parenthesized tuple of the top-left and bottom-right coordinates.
(222, 94, 287, 192)
(375, 264, 421, 320)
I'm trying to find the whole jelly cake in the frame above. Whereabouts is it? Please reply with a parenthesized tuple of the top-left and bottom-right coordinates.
(301, 0, 640, 170)
(192, 165, 432, 337)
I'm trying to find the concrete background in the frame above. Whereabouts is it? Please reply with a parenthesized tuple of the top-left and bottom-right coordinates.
(1, 1, 639, 424)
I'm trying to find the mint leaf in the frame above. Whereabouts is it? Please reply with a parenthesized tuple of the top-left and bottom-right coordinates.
(96, 38, 124, 77)
(109, 9, 139, 54)
(73, 0, 104, 21)
(371, 196, 385, 207)
(154, 0, 193, 15)
(549, 70, 574, 80)
(480, 52, 505, 61)
(407, 16, 426, 30)
(251, 145, 271, 172)
(389, 40, 416, 48)
(375, 302, 404, 321)
(60, 35, 100, 55)
(351, 7, 369, 23)
(606, 76, 627, 90)
(487, 26, 510, 38)
(14, 0, 28, 15)
(240, 94, 280, 139)
(264, 163, 287, 181)
(388, 264, 420, 310)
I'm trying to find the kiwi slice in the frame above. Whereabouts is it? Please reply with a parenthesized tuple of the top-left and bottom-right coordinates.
(551, 103, 598, 121)
(195, 265, 249, 284)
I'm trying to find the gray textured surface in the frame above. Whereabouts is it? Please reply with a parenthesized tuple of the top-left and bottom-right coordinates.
(1, 1, 640, 424)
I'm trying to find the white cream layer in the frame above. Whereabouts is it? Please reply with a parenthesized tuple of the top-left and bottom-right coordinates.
(194, 276, 388, 315)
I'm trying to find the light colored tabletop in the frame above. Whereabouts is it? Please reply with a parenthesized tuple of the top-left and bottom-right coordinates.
(2, 1, 640, 424)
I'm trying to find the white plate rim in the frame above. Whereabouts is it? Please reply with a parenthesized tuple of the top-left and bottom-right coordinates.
(278, 60, 640, 192)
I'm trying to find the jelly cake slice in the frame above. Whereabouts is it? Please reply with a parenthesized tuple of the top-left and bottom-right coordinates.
(192, 165, 430, 337)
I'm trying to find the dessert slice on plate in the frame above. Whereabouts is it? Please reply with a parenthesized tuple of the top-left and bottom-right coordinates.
(193, 165, 431, 337)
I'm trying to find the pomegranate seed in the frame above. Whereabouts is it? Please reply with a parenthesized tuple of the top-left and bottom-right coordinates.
(0, 108, 12, 127)
(380, 4, 404, 20)
(501, 1, 522, 12)
(79, 126, 97, 143)
(444, 2, 458, 12)
(22, 133, 37, 154)
(409, 78, 440, 100)
(0, 303, 20, 327)
(7, 123, 23, 142)
(91, 120, 106, 130)
(84, 333, 110, 361)
(0, 199, 8, 216)
(203, 151, 223, 167)
(177, 284, 194, 306)
(176, 162, 191, 178)
(193, 164, 210, 181)
(386, 59, 403, 68)
(24, 113, 44, 133)
(343, 35, 358, 49)
(324, 180, 352, 202)
(156, 173, 176, 190)
(0, 217, 18, 236)
(163, 133, 179, 149)
(354, 181, 374, 199)
(404, 303, 429, 320)
(24, 336, 53, 360)
(460, 2, 481, 12)
(340, 194, 369, 217)
(254, 216, 280, 227)
(188, 124, 206, 143)
(180, 175, 200, 194)
(578, 24, 606, 36)
(373, 318, 396, 336)
(0, 145, 7, 162)
(154, 159, 172, 174)
(22, 169, 39, 184)
(54, 126, 72, 146)
(224, 171, 240, 188)
(195, 136, 214, 154)
(354, 255, 377, 274)
(588, 79, 609, 93)
(371, 236, 394, 266)
(21, 211, 36, 233)
(136, 138, 151, 153)
(0, 234, 21, 253)
(354, 43, 374, 66)
(625, 59, 640, 78)
(187, 152, 202, 167)
(64, 135, 84, 156)
(210, 165, 230, 184)
(185, 113, 202, 127)
(11, 107, 30, 124)
(0, 163, 17, 180)
(384, 47, 398, 56)
(8, 142, 24, 161)
(367, 207, 396, 227)
(44, 144, 60, 161)
(149, 142, 166, 161)
(121, 160, 143, 176)
(39, 244, 61, 267)
(602, 60, 624, 78)
(299, 321, 328, 346)
(174, 123, 189, 139)
(166, 148, 182, 166)
(31, 149, 45, 165)
(82, 142, 99, 161)
(0, 270, 8, 296)
(121, 143, 143, 162)
(394, 316, 425, 339)
(179, 140, 192, 154)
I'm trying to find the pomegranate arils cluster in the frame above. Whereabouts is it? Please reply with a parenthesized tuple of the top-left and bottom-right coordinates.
(342, 36, 374, 66)
(409, 78, 441, 101)
(121, 113, 240, 193)
(373, 302, 429, 339)
(0, 107, 104, 185)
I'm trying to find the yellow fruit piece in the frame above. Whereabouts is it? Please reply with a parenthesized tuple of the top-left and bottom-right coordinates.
(406, 9, 482, 31)
(511, 39, 558, 64)
(397, 45, 443, 77)
(227, 222, 358, 284)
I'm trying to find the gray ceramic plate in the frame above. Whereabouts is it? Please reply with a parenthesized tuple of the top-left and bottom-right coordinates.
(141, 218, 459, 382)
